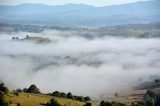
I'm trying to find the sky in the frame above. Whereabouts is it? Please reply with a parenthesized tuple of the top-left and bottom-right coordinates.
(0, 0, 150, 6)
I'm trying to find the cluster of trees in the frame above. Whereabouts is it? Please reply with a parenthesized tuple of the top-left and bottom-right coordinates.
(50, 91, 91, 102)
(15, 84, 41, 94)
(129, 90, 160, 106)
(143, 90, 160, 106)
(100, 100, 126, 106)
(12, 37, 19, 40)
(15, 84, 91, 103)
(100, 90, 160, 106)
(45, 98, 92, 106)
(2, 83, 160, 106)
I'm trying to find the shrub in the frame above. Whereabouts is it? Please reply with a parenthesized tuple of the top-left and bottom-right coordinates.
(84, 102, 92, 106)
(46, 98, 61, 106)
(100, 101, 112, 106)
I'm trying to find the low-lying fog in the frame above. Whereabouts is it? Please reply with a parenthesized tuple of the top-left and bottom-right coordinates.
(0, 30, 160, 98)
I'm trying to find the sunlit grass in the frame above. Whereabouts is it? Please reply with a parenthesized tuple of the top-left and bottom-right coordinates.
(4, 92, 86, 106)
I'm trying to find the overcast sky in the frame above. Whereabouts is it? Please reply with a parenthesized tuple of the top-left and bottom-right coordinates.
(0, 0, 150, 6)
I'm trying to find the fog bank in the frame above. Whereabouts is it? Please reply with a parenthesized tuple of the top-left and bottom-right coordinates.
(0, 30, 160, 98)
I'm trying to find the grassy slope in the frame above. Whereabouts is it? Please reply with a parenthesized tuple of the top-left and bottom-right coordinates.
(4, 92, 86, 106)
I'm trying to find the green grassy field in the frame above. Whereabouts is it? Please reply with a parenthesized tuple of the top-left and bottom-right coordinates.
(4, 92, 87, 106)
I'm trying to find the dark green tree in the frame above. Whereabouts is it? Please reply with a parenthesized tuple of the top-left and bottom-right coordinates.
(27, 84, 40, 94)
(100, 100, 112, 106)
(84, 96, 91, 102)
(52, 91, 61, 97)
(0, 83, 9, 93)
(67, 92, 73, 99)
(76, 96, 84, 102)
(23, 88, 28, 93)
(60, 92, 67, 98)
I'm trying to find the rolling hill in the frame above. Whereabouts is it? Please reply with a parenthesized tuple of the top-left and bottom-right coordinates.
(0, 0, 160, 27)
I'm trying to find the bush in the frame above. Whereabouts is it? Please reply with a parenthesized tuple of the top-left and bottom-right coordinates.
(100, 101, 112, 106)
(46, 98, 61, 106)
(100, 100, 126, 106)
(84, 102, 92, 106)
(23, 88, 28, 93)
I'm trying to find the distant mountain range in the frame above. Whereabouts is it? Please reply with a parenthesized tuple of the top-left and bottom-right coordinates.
(0, 0, 160, 27)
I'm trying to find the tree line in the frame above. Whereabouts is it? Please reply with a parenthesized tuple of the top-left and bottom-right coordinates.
(1, 83, 160, 106)
(48, 91, 91, 102)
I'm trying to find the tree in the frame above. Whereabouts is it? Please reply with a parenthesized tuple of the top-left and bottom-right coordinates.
(12, 37, 15, 39)
(26, 35, 29, 38)
(60, 92, 67, 98)
(15, 37, 19, 40)
(76, 96, 84, 102)
(67, 92, 73, 99)
(143, 90, 158, 106)
(155, 79, 159, 83)
(84, 96, 91, 102)
(0, 83, 9, 93)
(100, 100, 112, 106)
(100, 101, 106, 106)
(15, 89, 22, 92)
(23, 88, 28, 93)
(52, 91, 61, 97)
(27, 84, 40, 94)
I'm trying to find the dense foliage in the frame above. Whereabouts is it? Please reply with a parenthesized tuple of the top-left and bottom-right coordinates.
(52, 91, 91, 102)
(100, 100, 126, 106)
(0, 83, 9, 93)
